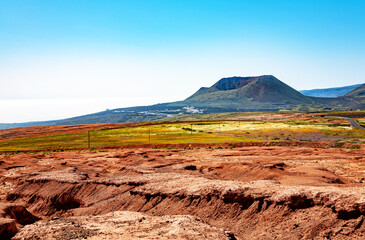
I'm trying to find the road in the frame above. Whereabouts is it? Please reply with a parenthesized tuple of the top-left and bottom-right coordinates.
(326, 116, 365, 130)
(345, 117, 365, 129)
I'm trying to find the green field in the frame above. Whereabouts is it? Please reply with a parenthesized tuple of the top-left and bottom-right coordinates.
(0, 116, 364, 152)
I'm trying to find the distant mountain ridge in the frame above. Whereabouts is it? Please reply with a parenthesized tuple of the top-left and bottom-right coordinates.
(1, 75, 364, 130)
(300, 84, 362, 98)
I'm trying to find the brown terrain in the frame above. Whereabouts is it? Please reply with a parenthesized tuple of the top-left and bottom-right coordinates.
(0, 143, 364, 239)
(0, 123, 130, 141)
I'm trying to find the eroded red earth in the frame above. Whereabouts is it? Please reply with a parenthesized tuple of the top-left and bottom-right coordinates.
(0, 145, 364, 239)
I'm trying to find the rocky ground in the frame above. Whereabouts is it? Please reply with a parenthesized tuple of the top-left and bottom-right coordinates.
(0, 145, 364, 239)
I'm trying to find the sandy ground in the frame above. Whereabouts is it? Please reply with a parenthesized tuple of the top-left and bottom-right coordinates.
(0, 145, 364, 239)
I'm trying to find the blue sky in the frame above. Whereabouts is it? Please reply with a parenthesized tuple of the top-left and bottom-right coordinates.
(0, 0, 364, 122)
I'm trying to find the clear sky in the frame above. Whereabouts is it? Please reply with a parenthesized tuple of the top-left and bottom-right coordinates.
(1, 0, 364, 122)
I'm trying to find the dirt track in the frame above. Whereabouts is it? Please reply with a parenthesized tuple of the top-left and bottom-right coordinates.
(0, 145, 364, 239)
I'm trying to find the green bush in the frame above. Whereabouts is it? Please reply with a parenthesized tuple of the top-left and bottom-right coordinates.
(347, 145, 361, 149)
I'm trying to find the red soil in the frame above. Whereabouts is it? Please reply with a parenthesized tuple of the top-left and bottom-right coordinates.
(0, 123, 129, 141)
(0, 145, 364, 239)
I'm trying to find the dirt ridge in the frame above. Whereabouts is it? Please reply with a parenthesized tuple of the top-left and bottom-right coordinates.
(1, 140, 362, 154)
(6, 172, 365, 239)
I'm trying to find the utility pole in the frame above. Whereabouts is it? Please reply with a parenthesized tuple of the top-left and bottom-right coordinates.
(88, 131, 90, 148)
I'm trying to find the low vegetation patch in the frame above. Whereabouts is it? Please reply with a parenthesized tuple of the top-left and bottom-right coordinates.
(0, 113, 364, 152)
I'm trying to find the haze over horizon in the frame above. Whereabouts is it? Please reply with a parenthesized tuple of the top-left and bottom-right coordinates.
(1, 0, 364, 123)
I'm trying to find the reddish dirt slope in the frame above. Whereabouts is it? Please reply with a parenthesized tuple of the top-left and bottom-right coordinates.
(0, 123, 130, 141)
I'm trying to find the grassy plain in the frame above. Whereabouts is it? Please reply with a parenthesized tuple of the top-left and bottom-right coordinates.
(0, 112, 364, 152)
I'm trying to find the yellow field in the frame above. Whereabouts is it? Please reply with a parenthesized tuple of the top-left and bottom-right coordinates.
(0, 117, 364, 152)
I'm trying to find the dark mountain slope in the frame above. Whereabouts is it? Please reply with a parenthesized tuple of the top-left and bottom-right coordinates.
(186, 76, 256, 100)
(212, 76, 257, 90)
(343, 84, 365, 109)
(345, 84, 365, 98)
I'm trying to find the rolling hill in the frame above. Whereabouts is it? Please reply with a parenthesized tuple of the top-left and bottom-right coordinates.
(345, 83, 365, 98)
(300, 84, 362, 97)
(343, 84, 365, 109)
(1, 75, 364, 129)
